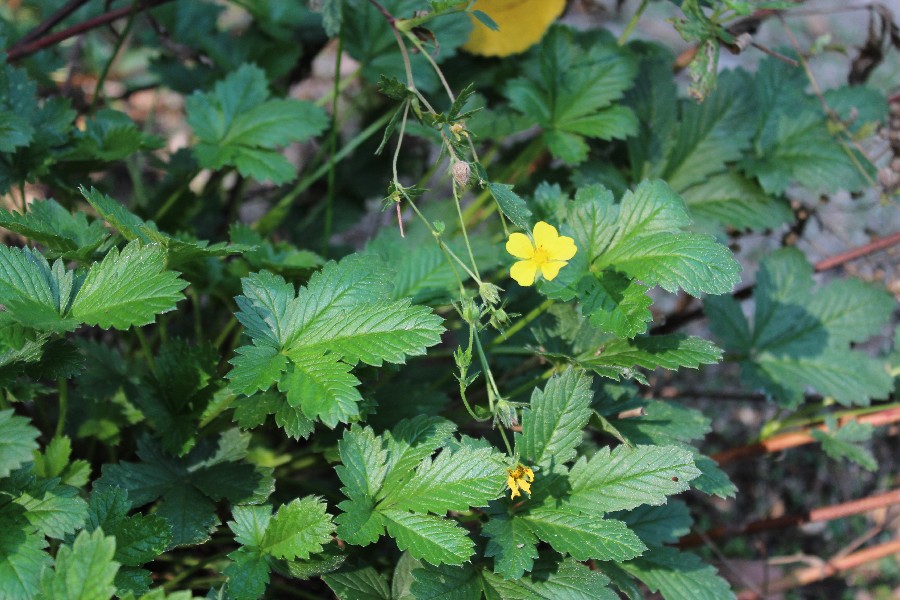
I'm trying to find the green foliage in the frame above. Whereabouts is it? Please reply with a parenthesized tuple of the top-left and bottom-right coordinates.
(0, 0, 893, 597)
(186, 64, 328, 184)
(706, 249, 895, 407)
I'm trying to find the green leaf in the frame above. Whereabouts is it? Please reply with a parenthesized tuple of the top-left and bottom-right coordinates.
(0, 111, 33, 151)
(0, 506, 51, 599)
(564, 445, 699, 514)
(381, 509, 474, 566)
(70, 240, 187, 330)
(0, 199, 109, 258)
(488, 183, 532, 232)
(0, 247, 76, 331)
(110, 513, 173, 567)
(680, 171, 793, 232)
(320, 0, 343, 36)
(336, 425, 391, 504)
(481, 558, 618, 600)
(14, 483, 88, 540)
(378, 444, 506, 514)
(520, 508, 646, 561)
(810, 419, 877, 471)
(516, 368, 594, 470)
(615, 501, 692, 547)
(382, 416, 457, 489)
(482, 510, 540, 579)
(0, 410, 40, 478)
(223, 548, 270, 600)
(186, 64, 327, 183)
(230, 255, 444, 424)
(743, 111, 870, 195)
(279, 353, 362, 427)
(260, 497, 335, 560)
(588, 182, 741, 296)
(33, 435, 91, 487)
(40, 529, 120, 600)
(576, 272, 653, 338)
(661, 70, 756, 192)
(619, 546, 735, 600)
(706, 248, 894, 407)
(409, 562, 482, 599)
(579, 335, 722, 378)
(611, 400, 711, 446)
(506, 26, 637, 164)
(323, 564, 391, 600)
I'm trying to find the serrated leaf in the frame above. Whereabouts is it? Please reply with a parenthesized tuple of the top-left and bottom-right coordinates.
(155, 486, 219, 548)
(323, 564, 391, 600)
(520, 508, 646, 561)
(14, 484, 88, 539)
(382, 416, 457, 491)
(70, 240, 187, 329)
(489, 183, 532, 232)
(577, 272, 653, 338)
(113, 513, 173, 566)
(482, 511, 539, 579)
(40, 529, 120, 600)
(0, 199, 108, 257)
(336, 425, 390, 503)
(0, 508, 51, 598)
(0, 410, 40, 478)
(619, 546, 735, 600)
(260, 497, 335, 560)
(33, 436, 90, 487)
(690, 454, 736, 499)
(810, 420, 877, 471)
(564, 445, 699, 514)
(228, 505, 272, 548)
(381, 509, 474, 566)
(280, 352, 362, 427)
(186, 64, 327, 183)
(481, 557, 617, 600)
(228, 345, 288, 396)
(706, 248, 894, 407)
(0, 246, 76, 331)
(223, 547, 270, 600)
(409, 562, 482, 599)
(680, 171, 793, 232)
(615, 501, 692, 547)
(516, 368, 594, 470)
(505, 26, 637, 164)
(378, 444, 506, 514)
(580, 335, 722, 378)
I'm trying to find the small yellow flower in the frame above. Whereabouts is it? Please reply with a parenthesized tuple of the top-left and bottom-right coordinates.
(506, 464, 535, 499)
(462, 0, 566, 57)
(506, 221, 577, 287)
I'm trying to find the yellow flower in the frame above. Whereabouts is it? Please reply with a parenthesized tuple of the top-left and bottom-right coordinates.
(462, 0, 566, 57)
(506, 464, 535, 499)
(506, 221, 577, 287)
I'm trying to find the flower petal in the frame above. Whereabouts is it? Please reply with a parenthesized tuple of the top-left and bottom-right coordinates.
(505, 232, 534, 259)
(540, 260, 567, 281)
(510, 259, 538, 286)
(532, 221, 560, 249)
(549, 234, 577, 261)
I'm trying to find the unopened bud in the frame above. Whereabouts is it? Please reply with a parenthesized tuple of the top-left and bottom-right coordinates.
(452, 160, 470, 186)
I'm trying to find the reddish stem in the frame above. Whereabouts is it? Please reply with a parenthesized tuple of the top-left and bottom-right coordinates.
(6, 0, 175, 63)
(712, 407, 900, 465)
(679, 488, 900, 548)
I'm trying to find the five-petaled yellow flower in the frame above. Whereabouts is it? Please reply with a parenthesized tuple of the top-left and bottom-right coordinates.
(506, 464, 535, 499)
(463, 0, 566, 57)
(506, 221, 577, 287)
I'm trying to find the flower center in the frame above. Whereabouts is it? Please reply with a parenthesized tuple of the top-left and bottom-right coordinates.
(532, 246, 550, 266)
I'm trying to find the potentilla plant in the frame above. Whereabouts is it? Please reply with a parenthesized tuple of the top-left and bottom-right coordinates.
(0, 1, 897, 599)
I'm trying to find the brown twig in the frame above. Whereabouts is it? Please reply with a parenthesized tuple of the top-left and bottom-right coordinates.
(680, 488, 900, 548)
(736, 537, 900, 599)
(651, 231, 900, 335)
(8, 0, 92, 51)
(6, 0, 175, 63)
(712, 406, 900, 465)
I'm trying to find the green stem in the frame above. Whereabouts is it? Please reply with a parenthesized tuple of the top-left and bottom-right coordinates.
(618, 0, 649, 46)
(322, 33, 343, 257)
(404, 197, 479, 283)
(55, 378, 68, 438)
(214, 317, 238, 351)
(452, 181, 481, 280)
(490, 298, 553, 348)
(18, 181, 27, 214)
(255, 110, 393, 235)
(90, 0, 139, 112)
(497, 426, 513, 456)
(187, 286, 203, 341)
(507, 369, 555, 400)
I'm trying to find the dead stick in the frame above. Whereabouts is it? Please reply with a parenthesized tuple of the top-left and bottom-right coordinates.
(713, 407, 900, 465)
(9, 0, 91, 50)
(6, 0, 175, 63)
(679, 488, 900, 548)
(736, 538, 900, 599)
